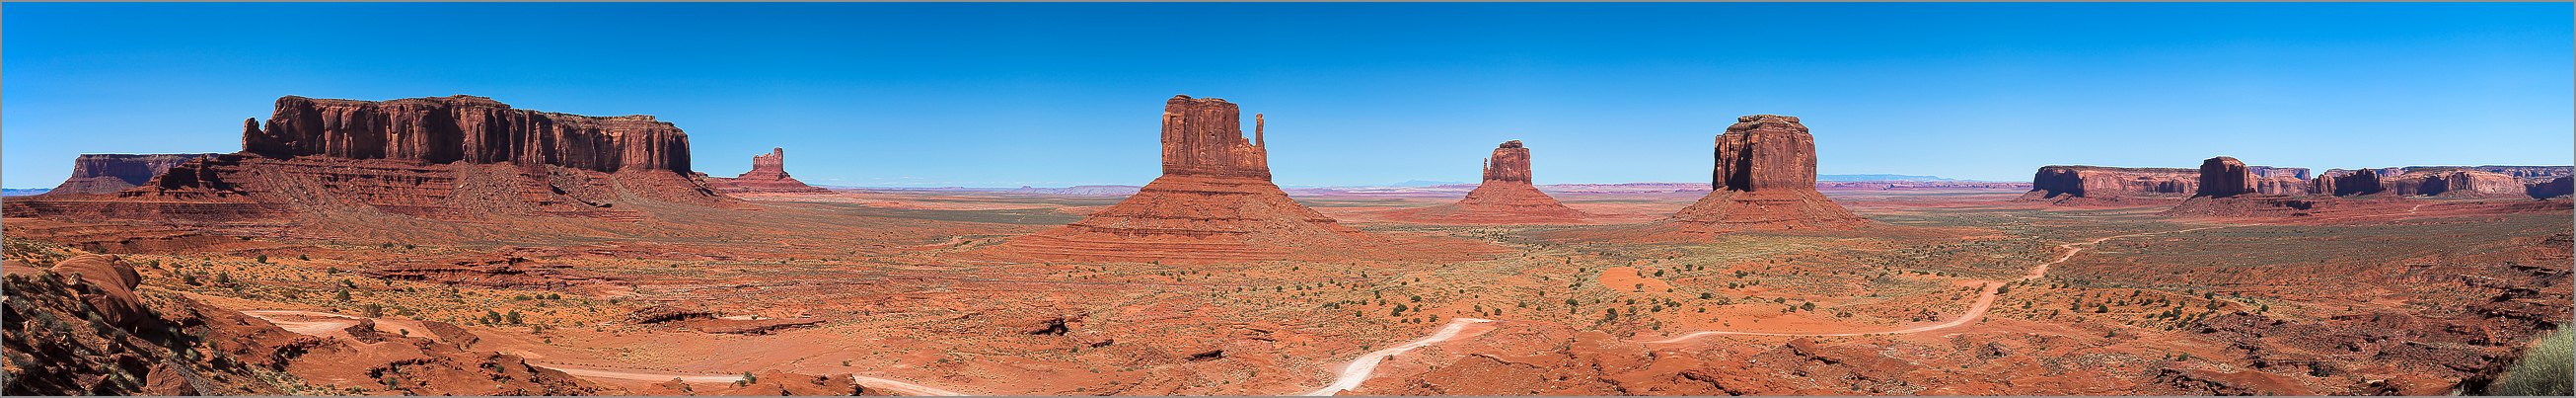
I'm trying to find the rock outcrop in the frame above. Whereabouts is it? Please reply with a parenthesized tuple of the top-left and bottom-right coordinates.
(702, 147, 829, 194)
(1378, 140, 1590, 223)
(2246, 166, 2310, 180)
(38, 154, 221, 196)
(2018, 166, 2199, 204)
(2196, 157, 2255, 198)
(246, 95, 689, 173)
(2384, 169, 2527, 199)
(2313, 169, 2386, 197)
(1654, 115, 1867, 232)
(2527, 176, 2572, 199)
(2416, 166, 2572, 182)
(2168, 156, 2341, 217)
(990, 95, 1368, 263)
(5, 95, 729, 224)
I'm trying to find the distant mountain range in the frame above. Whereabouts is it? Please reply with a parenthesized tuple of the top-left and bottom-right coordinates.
(1817, 174, 1959, 182)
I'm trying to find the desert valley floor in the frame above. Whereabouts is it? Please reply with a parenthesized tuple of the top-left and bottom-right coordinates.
(5, 186, 2567, 395)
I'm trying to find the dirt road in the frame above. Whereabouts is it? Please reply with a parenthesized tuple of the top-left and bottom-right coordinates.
(1301, 317, 1497, 396)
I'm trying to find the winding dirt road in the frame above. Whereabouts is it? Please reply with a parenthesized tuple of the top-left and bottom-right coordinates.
(534, 365, 967, 396)
(1301, 317, 1497, 396)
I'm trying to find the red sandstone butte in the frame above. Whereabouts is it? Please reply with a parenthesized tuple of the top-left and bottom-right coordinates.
(702, 147, 830, 194)
(1380, 140, 1590, 223)
(2166, 156, 2342, 217)
(4, 95, 727, 223)
(990, 95, 1368, 262)
(38, 153, 220, 196)
(1655, 115, 1867, 232)
(2528, 176, 2573, 199)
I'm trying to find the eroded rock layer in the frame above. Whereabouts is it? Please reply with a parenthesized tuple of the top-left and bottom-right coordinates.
(2384, 169, 2528, 199)
(1382, 140, 1589, 223)
(2314, 169, 2386, 197)
(2018, 166, 2199, 204)
(248, 95, 690, 173)
(993, 95, 1366, 262)
(1658, 115, 1866, 232)
(40, 154, 221, 196)
(2166, 156, 2332, 217)
(702, 147, 828, 194)
(5, 96, 729, 224)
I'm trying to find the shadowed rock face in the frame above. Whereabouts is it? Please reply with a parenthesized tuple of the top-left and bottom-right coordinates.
(40, 154, 220, 196)
(992, 95, 1368, 263)
(1662, 115, 1866, 232)
(2314, 169, 2386, 197)
(2197, 157, 2254, 198)
(246, 95, 691, 173)
(2528, 176, 2573, 199)
(2246, 166, 2310, 180)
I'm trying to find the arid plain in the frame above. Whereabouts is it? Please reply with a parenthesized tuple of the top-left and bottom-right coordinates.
(4, 95, 2568, 396)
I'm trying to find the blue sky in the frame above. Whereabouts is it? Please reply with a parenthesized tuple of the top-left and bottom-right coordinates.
(6, 2, 2569, 188)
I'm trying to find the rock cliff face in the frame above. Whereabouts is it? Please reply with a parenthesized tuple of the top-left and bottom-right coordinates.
(2019, 166, 2198, 203)
(2163, 156, 2336, 217)
(2527, 176, 2573, 199)
(1656, 115, 1866, 233)
(6, 95, 729, 224)
(702, 147, 829, 194)
(2196, 157, 2255, 198)
(2313, 169, 2386, 197)
(991, 95, 1368, 263)
(1379, 140, 1589, 223)
(39, 154, 220, 196)
(247, 95, 690, 173)
(2385, 169, 2526, 198)
(2413, 166, 2573, 182)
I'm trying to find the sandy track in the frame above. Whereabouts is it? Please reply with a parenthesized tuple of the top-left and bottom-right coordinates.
(1302, 317, 1497, 396)
(533, 365, 966, 396)
(241, 310, 365, 336)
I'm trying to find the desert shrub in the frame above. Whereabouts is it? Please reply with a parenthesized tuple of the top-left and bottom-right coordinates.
(2488, 326, 2573, 396)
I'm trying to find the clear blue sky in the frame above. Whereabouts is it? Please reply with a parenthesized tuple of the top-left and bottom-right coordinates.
(6, 2, 2569, 188)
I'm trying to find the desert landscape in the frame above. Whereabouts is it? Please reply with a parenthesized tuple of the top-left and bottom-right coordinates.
(2, 92, 2567, 396)
(6, 2, 2569, 396)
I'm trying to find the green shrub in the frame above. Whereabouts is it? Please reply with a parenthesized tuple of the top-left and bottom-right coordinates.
(2489, 326, 2573, 396)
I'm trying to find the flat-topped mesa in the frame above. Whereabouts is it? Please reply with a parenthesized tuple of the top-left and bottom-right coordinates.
(1159, 95, 1270, 180)
(2384, 168, 2526, 198)
(2529, 176, 2573, 199)
(40, 153, 221, 196)
(703, 147, 828, 194)
(2195, 156, 2255, 198)
(988, 95, 1369, 263)
(1656, 115, 1866, 233)
(1383, 140, 1587, 223)
(7, 95, 730, 224)
(245, 95, 691, 174)
(2414, 165, 2574, 182)
(2246, 166, 2310, 180)
(2019, 166, 2198, 203)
